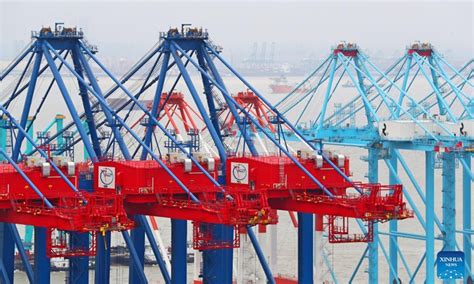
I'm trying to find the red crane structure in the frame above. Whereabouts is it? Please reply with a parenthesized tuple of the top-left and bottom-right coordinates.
(0, 24, 414, 284)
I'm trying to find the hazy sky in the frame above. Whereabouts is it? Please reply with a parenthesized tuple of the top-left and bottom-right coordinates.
(1, 0, 473, 63)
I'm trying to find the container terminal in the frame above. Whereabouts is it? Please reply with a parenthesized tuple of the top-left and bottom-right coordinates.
(0, 23, 472, 284)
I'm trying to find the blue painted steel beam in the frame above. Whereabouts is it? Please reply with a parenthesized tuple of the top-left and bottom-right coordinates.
(76, 46, 131, 159)
(0, 223, 14, 284)
(8, 51, 35, 116)
(377, 235, 399, 282)
(432, 54, 474, 88)
(442, 152, 456, 284)
(41, 43, 98, 162)
(326, 56, 408, 127)
(69, 233, 90, 284)
(0, 256, 10, 284)
(205, 45, 367, 193)
(175, 43, 336, 198)
(275, 55, 332, 109)
(442, 152, 456, 253)
(139, 216, 171, 284)
(317, 57, 337, 131)
(75, 41, 223, 196)
(27, 47, 166, 154)
(3, 50, 68, 111)
(343, 53, 452, 140)
(42, 43, 93, 283)
(199, 44, 258, 156)
(358, 52, 456, 137)
(0, 148, 54, 208)
(196, 48, 225, 141)
(393, 150, 443, 231)
(431, 57, 472, 118)
(356, 57, 394, 119)
(298, 213, 313, 283)
(395, 55, 413, 117)
(247, 226, 275, 284)
(349, 246, 369, 283)
(409, 252, 426, 283)
(78, 41, 135, 282)
(426, 151, 435, 283)
(122, 231, 148, 284)
(414, 61, 473, 119)
(140, 51, 170, 160)
(321, 250, 338, 284)
(368, 148, 379, 284)
(171, 220, 187, 284)
(95, 233, 111, 284)
(0, 106, 84, 200)
(10, 224, 33, 283)
(202, 225, 234, 284)
(70, 46, 102, 158)
(379, 231, 442, 241)
(48, 41, 204, 202)
(297, 60, 337, 126)
(12, 48, 42, 162)
(412, 54, 456, 121)
(34, 227, 50, 284)
(0, 43, 34, 80)
(388, 149, 398, 283)
(130, 216, 146, 284)
(462, 154, 472, 281)
(338, 55, 378, 123)
(168, 46, 228, 162)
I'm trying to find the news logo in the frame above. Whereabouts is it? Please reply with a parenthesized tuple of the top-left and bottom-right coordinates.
(437, 251, 464, 280)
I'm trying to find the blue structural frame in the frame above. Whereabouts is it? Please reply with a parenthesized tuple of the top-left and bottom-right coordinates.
(2, 25, 471, 284)
(58, 27, 287, 283)
(60, 26, 356, 283)
(368, 148, 379, 283)
(34, 228, 51, 284)
(298, 213, 313, 283)
(1, 24, 281, 283)
(426, 151, 436, 283)
(0, 25, 174, 284)
(463, 154, 472, 281)
(171, 220, 187, 284)
(273, 42, 473, 283)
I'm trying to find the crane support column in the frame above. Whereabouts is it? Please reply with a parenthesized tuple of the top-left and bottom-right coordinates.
(0, 119, 10, 283)
(0, 224, 14, 284)
(129, 217, 146, 284)
(298, 212, 313, 283)
(368, 147, 379, 284)
(426, 151, 435, 283)
(202, 225, 234, 283)
(463, 153, 472, 281)
(34, 227, 51, 284)
(69, 233, 90, 284)
(55, 114, 65, 150)
(0, 117, 6, 158)
(171, 219, 187, 284)
(95, 233, 111, 284)
(389, 149, 398, 283)
(442, 151, 456, 284)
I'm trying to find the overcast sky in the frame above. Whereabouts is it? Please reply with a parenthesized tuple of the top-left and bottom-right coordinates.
(1, 0, 473, 63)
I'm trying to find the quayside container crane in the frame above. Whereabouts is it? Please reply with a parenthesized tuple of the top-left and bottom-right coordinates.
(274, 41, 473, 283)
(0, 24, 415, 283)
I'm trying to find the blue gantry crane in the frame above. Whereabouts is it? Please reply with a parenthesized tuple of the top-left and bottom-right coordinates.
(275, 41, 473, 283)
(0, 23, 177, 284)
(1, 25, 417, 284)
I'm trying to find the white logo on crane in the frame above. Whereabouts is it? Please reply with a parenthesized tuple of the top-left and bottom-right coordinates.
(98, 166, 115, 188)
(230, 162, 249, 184)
